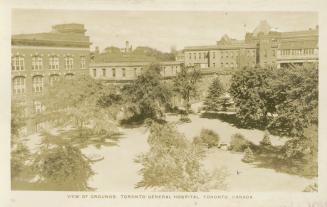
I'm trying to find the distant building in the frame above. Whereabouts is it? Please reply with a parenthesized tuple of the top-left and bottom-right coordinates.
(11, 23, 91, 133)
(245, 20, 319, 68)
(183, 20, 318, 70)
(89, 61, 181, 83)
(184, 35, 256, 70)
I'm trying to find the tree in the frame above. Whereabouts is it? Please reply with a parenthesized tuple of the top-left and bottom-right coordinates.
(41, 75, 120, 137)
(229, 66, 274, 128)
(32, 144, 94, 191)
(135, 122, 228, 191)
(121, 64, 172, 122)
(260, 132, 272, 146)
(203, 77, 225, 112)
(267, 64, 318, 137)
(11, 101, 29, 180)
(173, 64, 201, 120)
(242, 147, 255, 163)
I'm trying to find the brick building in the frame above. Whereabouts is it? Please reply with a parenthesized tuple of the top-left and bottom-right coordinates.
(11, 23, 91, 133)
(183, 20, 318, 70)
(183, 35, 256, 70)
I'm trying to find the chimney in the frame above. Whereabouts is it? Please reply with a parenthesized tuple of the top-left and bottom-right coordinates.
(125, 41, 129, 53)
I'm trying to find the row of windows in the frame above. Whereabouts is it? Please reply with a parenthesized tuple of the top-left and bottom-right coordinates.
(280, 49, 315, 56)
(12, 55, 86, 71)
(12, 74, 73, 95)
(187, 50, 255, 60)
(93, 67, 143, 78)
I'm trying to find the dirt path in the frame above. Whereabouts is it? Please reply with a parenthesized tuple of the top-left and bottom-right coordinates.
(83, 126, 150, 191)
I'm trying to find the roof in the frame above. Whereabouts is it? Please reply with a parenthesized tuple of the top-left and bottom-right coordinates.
(12, 24, 91, 48)
(93, 54, 157, 63)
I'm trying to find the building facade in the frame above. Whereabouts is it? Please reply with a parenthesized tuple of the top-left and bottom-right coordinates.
(183, 20, 318, 70)
(11, 23, 91, 133)
(89, 61, 181, 82)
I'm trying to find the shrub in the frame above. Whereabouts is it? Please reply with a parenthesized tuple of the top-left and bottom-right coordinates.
(260, 132, 272, 146)
(194, 129, 220, 148)
(242, 147, 255, 163)
(229, 133, 251, 152)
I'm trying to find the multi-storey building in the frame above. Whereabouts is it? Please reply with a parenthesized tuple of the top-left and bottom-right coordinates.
(184, 35, 256, 70)
(245, 20, 319, 68)
(183, 20, 318, 70)
(89, 61, 181, 82)
(11, 23, 91, 133)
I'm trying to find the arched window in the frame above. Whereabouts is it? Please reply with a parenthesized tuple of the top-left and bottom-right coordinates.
(122, 68, 126, 77)
(12, 56, 24, 71)
(13, 76, 25, 95)
(32, 55, 43, 70)
(112, 68, 116, 77)
(32, 76, 43, 93)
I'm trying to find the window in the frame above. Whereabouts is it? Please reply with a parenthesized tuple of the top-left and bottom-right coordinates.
(34, 101, 43, 113)
(64, 56, 73, 70)
(49, 56, 59, 70)
(32, 76, 43, 93)
(199, 53, 202, 59)
(80, 56, 86, 69)
(93, 69, 97, 77)
(221, 62, 224, 68)
(13, 76, 25, 95)
(193, 53, 196, 60)
(12, 56, 24, 71)
(102, 68, 106, 77)
(122, 68, 126, 77)
(213, 63, 216, 68)
(189, 53, 192, 59)
(49, 75, 59, 86)
(112, 68, 116, 77)
(212, 52, 215, 59)
(32, 56, 43, 70)
(204, 52, 206, 59)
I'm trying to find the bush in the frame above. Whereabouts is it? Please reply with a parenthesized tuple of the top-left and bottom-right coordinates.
(260, 132, 272, 146)
(194, 129, 220, 148)
(229, 133, 251, 152)
(242, 147, 255, 163)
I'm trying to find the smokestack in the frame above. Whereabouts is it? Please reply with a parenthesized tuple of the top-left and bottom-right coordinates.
(125, 41, 129, 53)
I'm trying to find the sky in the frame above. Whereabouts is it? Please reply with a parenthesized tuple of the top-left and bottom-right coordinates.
(12, 10, 318, 52)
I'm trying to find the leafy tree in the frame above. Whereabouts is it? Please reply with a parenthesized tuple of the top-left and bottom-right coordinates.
(173, 64, 201, 119)
(41, 75, 120, 137)
(203, 77, 225, 112)
(135, 122, 228, 191)
(267, 64, 318, 137)
(229, 66, 274, 128)
(242, 147, 255, 163)
(11, 101, 29, 180)
(121, 64, 172, 122)
(32, 144, 94, 191)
